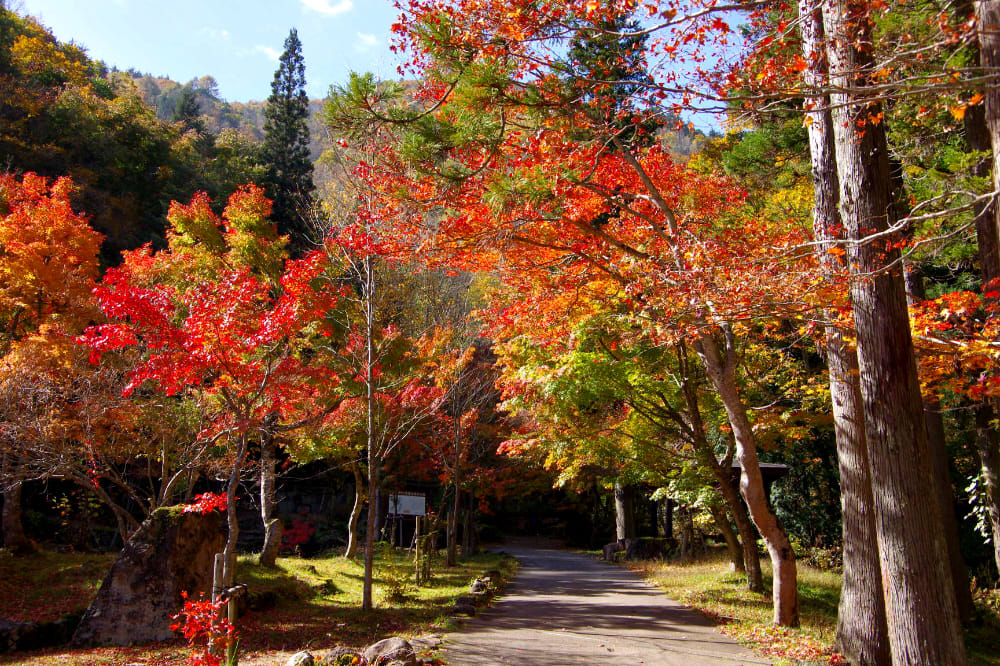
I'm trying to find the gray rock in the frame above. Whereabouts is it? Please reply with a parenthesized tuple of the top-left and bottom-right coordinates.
(0, 617, 36, 653)
(469, 578, 488, 594)
(451, 595, 478, 616)
(285, 651, 315, 666)
(71, 506, 224, 646)
(323, 646, 362, 664)
(363, 636, 417, 665)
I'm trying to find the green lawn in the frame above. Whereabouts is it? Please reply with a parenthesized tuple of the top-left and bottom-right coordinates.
(0, 547, 516, 666)
(626, 549, 1000, 666)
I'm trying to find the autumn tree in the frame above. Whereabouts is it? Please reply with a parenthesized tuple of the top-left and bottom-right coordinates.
(0, 173, 104, 553)
(325, 0, 823, 625)
(80, 188, 346, 644)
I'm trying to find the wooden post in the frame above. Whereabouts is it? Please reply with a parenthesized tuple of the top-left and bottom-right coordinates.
(226, 597, 237, 665)
(212, 553, 224, 602)
(414, 516, 422, 585)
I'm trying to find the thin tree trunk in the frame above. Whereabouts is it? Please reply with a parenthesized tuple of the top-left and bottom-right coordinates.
(709, 503, 744, 573)
(222, 433, 250, 589)
(345, 460, 365, 559)
(463, 490, 474, 554)
(362, 463, 377, 610)
(714, 467, 764, 592)
(1, 454, 30, 553)
(362, 253, 378, 612)
(448, 417, 461, 566)
(823, 1, 967, 660)
(694, 330, 799, 626)
(258, 431, 283, 568)
(680, 354, 764, 592)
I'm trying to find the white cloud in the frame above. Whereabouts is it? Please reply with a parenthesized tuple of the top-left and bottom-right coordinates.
(301, 0, 353, 16)
(201, 28, 231, 40)
(254, 45, 281, 61)
(356, 32, 377, 47)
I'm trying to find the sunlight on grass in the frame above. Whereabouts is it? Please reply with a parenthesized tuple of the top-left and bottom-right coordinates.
(628, 549, 1000, 666)
(1, 547, 516, 665)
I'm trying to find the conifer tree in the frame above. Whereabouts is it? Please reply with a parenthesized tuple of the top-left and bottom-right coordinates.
(261, 28, 314, 247)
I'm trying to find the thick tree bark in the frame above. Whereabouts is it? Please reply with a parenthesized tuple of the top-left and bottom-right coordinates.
(894, 165, 976, 623)
(613, 481, 636, 540)
(345, 461, 365, 559)
(258, 432, 283, 568)
(694, 330, 799, 627)
(796, 6, 891, 651)
(823, 1, 968, 661)
(976, 407, 1000, 574)
(969, 2, 1000, 579)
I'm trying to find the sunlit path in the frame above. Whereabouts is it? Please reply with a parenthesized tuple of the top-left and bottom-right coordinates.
(440, 539, 768, 665)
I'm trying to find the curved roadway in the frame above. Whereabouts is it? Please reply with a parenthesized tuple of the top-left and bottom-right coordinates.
(440, 539, 769, 665)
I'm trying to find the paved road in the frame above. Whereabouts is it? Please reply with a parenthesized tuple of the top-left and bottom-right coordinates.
(440, 539, 769, 665)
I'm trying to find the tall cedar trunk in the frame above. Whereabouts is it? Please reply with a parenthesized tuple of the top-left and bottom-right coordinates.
(613, 481, 636, 540)
(902, 262, 975, 621)
(345, 461, 364, 559)
(258, 432, 283, 567)
(1, 454, 29, 553)
(971, 0, 1000, 577)
(662, 497, 673, 539)
(892, 154, 975, 621)
(709, 503, 744, 573)
(798, 4, 891, 658)
(695, 330, 799, 626)
(976, 407, 1000, 573)
(823, 1, 968, 661)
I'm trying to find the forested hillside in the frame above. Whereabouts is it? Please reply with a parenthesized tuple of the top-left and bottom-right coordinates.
(3, 1, 1000, 665)
(127, 73, 329, 161)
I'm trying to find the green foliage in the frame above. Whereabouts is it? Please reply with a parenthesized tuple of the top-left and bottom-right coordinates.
(261, 28, 314, 245)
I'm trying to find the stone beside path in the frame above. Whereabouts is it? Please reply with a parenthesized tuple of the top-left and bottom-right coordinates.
(440, 538, 770, 665)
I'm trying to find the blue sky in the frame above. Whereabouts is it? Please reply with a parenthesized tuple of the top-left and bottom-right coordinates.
(19, 0, 402, 102)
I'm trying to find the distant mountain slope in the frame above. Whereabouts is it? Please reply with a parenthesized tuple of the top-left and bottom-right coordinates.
(128, 73, 328, 160)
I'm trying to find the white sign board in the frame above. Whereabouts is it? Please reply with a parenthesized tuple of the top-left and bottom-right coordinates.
(389, 492, 426, 516)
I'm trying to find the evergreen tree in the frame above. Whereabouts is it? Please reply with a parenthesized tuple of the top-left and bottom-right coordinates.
(566, 12, 657, 147)
(261, 28, 314, 247)
(172, 86, 206, 136)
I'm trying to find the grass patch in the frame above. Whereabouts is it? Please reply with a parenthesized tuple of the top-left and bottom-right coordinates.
(627, 548, 1000, 666)
(0, 546, 516, 666)
(0, 550, 114, 624)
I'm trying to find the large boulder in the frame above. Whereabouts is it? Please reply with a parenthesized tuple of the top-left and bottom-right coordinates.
(72, 506, 224, 646)
(363, 637, 417, 666)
